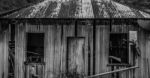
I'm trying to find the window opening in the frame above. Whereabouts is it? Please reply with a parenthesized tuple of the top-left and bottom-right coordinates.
(26, 33, 44, 63)
(109, 33, 128, 64)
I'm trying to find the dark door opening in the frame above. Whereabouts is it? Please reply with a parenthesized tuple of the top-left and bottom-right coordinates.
(26, 33, 44, 63)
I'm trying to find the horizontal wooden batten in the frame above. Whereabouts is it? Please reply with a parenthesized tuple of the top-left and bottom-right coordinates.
(0, 18, 145, 26)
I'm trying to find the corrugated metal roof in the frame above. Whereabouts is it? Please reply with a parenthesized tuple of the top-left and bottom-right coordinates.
(4, 0, 150, 18)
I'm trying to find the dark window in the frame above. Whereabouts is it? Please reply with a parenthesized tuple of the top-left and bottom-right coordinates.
(109, 33, 128, 64)
(26, 33, 44, 63)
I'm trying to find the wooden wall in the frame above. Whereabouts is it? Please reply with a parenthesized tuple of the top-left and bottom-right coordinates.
(77, 23, 93, 76)
(15, 23, 75, 78)
(94, 24, 131, 78)
(0, 31, 3, 78)
(15, 23, 26, 78)
(137, 28, 150, 78)
(14, 21, 150, 78)
(0, 24, 10, 78)
(3, 28, 9, 78)
(144, 31, 150, 78)
(95, 25, 109, 78)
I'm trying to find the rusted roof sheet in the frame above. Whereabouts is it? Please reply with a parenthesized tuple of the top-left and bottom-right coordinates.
(4, 0, 150, 18)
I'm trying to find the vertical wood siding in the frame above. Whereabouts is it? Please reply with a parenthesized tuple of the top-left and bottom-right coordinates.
(26, 24, 45, 33)
(15, 24, 26, 78)
(137, 29, 145, 78)
(0, 28, 9, 78)
(16, 24, 47, 78)
(49, 25, 62, 78)
(14, 21, 150, 78)
(0, 32, 3, 78)
(145, 32, 150, 78)
(111, 25, 128, 33)
(3, 29, 9, 78)
(61, 24, 75, 73)
(135, 27, 150, 78)
(95, 25, 110, 78)
(45, 25, 54, 78)
(77, 24, 93, 75)
(138, 29, 150, 78)
(45, 24, 75, 78)
(67, 38, 85, 74)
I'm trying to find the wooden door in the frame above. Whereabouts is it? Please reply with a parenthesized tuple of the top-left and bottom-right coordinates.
(67, 37, 85, 74)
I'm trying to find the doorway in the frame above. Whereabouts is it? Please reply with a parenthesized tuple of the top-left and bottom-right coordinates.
(25, 33, 45, 78)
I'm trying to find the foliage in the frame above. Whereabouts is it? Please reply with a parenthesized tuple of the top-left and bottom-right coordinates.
(0, 0, 43, 14)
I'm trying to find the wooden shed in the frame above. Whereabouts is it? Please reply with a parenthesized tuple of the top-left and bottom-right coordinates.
(1, 0, 150, 78)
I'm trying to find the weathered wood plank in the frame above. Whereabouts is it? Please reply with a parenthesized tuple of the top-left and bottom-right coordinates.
(45, 24, 75, 78)
(61, 24, 75, 73)
(137, 29, 145, 78)
(111, 25, 128, 33)
(95, 25, 109, 78)
(45, 25, 54, 78)
(53, 25, 62, 77)
(77, 23, 93, 76)
(15, 24, 26, 78)
(67, 38, 85, 74)
(26, 24, 45, 33)
(3, 28, 9, 78)
(0, 32, 4, 78)
(145, 32, 150, 78)
(0, 28, 9, 78)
